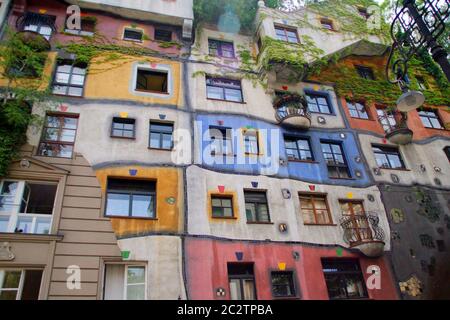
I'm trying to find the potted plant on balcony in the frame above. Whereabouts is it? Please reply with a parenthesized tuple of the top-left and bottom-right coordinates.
(272, 91, 305, 110)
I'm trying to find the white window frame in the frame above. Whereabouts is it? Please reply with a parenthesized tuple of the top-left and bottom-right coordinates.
(0, 180, 56, 234)
(0, 269, 26, 300)
(131, 63, 173, 98)
(123, 265, 147, 300)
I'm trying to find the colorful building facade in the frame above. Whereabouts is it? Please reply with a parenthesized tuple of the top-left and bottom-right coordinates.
(0, 0, 448, 300)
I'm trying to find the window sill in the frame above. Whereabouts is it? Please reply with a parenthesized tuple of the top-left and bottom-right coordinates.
(148, 147, 173, 152)
(123, 38, 143, 43)
(111, 135, 136, 140)
(135, 89, 169, 95)
(35, 154, 74, 160)
(288, 159, 319, 164)
(247, 221, 274, 225)
(379, 167, 410, 172)
(350, 117, 374, 121)
(211, 216, 237, 220)
(310, 111, 334, 116)
(207, 98, 246, 104)
(329, 177, 356, 181)
(304, 223, 337, 226)
(52, 93, 84, 98)
(105, 215, 158, 221)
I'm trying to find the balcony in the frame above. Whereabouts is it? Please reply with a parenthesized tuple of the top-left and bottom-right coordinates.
(15, 12, 56, 50)
(0, 213, 52, 235)
(379, 112, 413, 145)
(274, 93, 311, 129)
(340, 213, 385, 258)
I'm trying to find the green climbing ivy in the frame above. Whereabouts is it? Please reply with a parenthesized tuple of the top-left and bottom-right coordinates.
(0, 29, 55, 176)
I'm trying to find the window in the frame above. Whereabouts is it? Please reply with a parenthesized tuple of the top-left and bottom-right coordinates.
(358, 7, 370, 19)
(38, 114, 78, 158)
(299, 193, 333, 225)
(347, 101, 369, 119)
(320, 19, 334, 30)
(274, 25, 299, 43)
(211, 195, 234, 218)
(123, 28, 143, 41)
(136, 69, 168, 94)
(206, 77, 243, 102)
(103, 265, 146, 300)
(208, 126, 233, 155)
(149, 122, 173, 150)
(416, 76, 428, 90)
(111, 118, 136, 139)
(284, 137, 313, 161)
(271, 271, 296, 298)
(355, 65, 375, 80)
(444, 147, 450, 162)
(0, 180, 56, 234)
(228, 263, 256, 300)
(418, 109, 443, 129)
(52, 60, 87, 97)
(306, 93, 331, 114)
(340, 200, 373, 244)
(376, 107, 397, 132)
(244, 191, 270, 223)
(0, 269, 43, 300)
(372, 145, 405, 169)
(321, 259, 368, 300)
(105, 178, 156, 218)
(208, 39, 235, 58)
(321, 142, 350, 179)
(21, 12, 55, 40)
(243, 130, 260, 155)
(64, 16, 96, 36)
(154, 29, 172, 42)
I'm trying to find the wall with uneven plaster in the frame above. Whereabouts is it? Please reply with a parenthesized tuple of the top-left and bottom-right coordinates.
(186, 165, 391, 250)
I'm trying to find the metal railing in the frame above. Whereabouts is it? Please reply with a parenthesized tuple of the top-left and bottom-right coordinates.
(340, 212, 385, 247)
(274, 95, 311, 124)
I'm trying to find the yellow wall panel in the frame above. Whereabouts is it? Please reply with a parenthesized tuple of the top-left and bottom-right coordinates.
(96, 166, 184, 237)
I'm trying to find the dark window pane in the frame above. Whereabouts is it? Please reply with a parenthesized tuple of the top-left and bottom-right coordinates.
(154, 29, 172, 42)
(124, 29, 143, 41)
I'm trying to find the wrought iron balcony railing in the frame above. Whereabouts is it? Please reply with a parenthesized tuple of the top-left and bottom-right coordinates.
(340, 212, 385, 257)
(273, 94, 311, 128)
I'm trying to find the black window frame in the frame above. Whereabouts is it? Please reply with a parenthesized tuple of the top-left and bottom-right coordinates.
(123, 28, 143, 42)
(274, 25, 300, 43)
(305, 93, 332, 114)
(244, 190, 271, 223)
(111, 117, 136, 139)
(321, 258, 368, 300)
(271, 271, 297, 298)
(135, 68, 169, 94)
(154, 28, 172, 42)
(104, 178, 156, 219)
(355, 65, 375, 80)
(208, 39, 235, 58)
(418, 109, 444, 129)
(52, 59, 87, 97)
(347, 101, 370, 119)
(206, 76, 243, 103)
(321, 141, 351, 179)
(208, 126, 233, 156)
(149, 121, 174, 150)
(284, 136, 314, 162)
(211, 194, 234, 218)
(372, 144, 406, 169)
(320, 18, 334, 30)
(227, 263, 257, 300)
